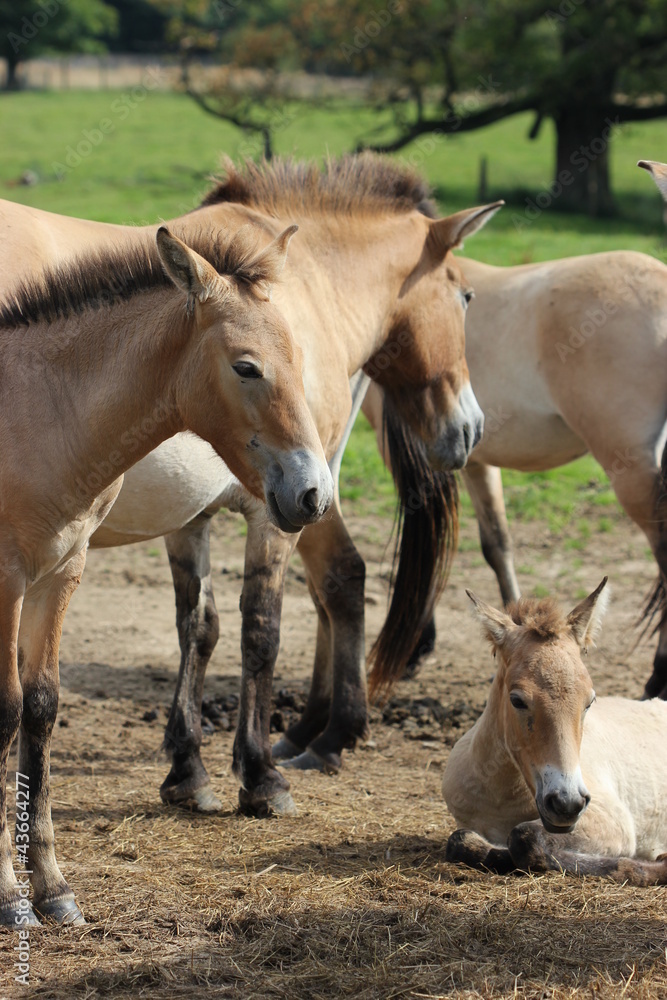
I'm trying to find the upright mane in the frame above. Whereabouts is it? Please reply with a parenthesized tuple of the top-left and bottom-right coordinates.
(0, 225, 273, 330)
(201, 154, 439, 219)
(506, 597, 568, 641)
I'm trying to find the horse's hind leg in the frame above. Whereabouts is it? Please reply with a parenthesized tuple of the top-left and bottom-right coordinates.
(600, 448, 667, 699)
(508, 821, 667, 886)
(234, 511, 298, 817)
(280, 507, 368, 774)
(18, 552, 87, 924)
(462, 461, 521, 605)
(161, 512, 222, 813)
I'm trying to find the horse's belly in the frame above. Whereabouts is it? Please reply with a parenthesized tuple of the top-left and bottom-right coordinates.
(472, 412, 587, 471)
(90, 434, 236, 548)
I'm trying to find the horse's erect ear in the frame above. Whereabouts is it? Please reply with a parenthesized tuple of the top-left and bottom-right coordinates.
(466, 589, 515, 648)
(156, 227, 231, 311)
(567, 577, 609, 651)
(638, 160, 667, 202)
(249, 224, 299, 289)
(427, 202, 504, 259)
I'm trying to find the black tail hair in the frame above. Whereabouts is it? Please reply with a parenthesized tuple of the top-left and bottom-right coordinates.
(367, 397, 459, 701)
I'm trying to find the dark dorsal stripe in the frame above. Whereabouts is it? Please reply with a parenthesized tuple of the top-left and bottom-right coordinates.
(201, 153, 439, 220)
(0, 226, 272, 330)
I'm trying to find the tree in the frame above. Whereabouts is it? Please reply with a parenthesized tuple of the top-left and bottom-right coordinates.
(0, 0, 118, 91)
(306, 0, 667, 217)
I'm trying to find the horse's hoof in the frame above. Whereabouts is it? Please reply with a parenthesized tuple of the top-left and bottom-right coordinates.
(34, 894, 85, 925)
(0, 900, 41, 927)
(160, 778, 222, 813)
(446, 828, 488, 866)
(238, 786, 298, 818)
(271, 736, 303, 762)
(282, 748, 340, 774)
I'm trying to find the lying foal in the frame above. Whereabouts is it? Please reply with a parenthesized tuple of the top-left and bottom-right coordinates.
(443, 580, 667, 885)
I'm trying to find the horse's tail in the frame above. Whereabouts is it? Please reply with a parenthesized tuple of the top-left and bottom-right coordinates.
(637, 430, 667, 641)
(367, 397, 458, 701)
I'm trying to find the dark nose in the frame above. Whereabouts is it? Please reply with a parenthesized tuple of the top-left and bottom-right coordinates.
(544, 789, 590, 821)
(297, 486, 320, 518)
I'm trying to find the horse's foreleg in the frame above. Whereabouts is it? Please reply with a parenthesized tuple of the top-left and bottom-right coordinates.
(161, 512, 221, 813)
(0, 576, 32, 926)
(508, 821, 667, 885)
(445, 829, 516, 875)
(280, 507, 368, 774)
(18, 552, 86, 924)
(234, 515, 297, 817)
(462, 461, 520, 605)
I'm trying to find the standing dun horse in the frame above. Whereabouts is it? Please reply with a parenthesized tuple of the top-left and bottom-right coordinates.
(443, 580, 667, 886)
(1, 155, 499, 836)
(0, 221, 335, 926)
(355, 158, 667, 702)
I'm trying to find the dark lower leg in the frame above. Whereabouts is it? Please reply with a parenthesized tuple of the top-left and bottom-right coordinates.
(234, 523, 296, 816)
(275, 588, 332, 757)
(286, 520, 368, 773)
(508, 822, 667, 886)
(644, 578, 667, 700)
(19, 676, 83, 923)
(161, 515, 221, 811)
(463, 463, 520, 606)
(446, 829, 516, 875)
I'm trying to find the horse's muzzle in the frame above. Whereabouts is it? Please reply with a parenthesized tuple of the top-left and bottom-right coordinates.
(428, 383, 485, 471)
(265, 450, 334, 532)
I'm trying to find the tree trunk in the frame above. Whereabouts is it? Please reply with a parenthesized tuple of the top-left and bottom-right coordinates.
(4, 54, 20, 91)
(553, 104, 615, 217)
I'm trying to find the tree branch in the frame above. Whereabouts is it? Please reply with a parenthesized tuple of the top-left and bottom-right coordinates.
(358, 96, 537, 154)
(611, 100, 667, 122)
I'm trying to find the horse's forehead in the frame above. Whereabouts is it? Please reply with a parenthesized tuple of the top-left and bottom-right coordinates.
(507, 635, 591, 694)
(208, 293, 296, 362)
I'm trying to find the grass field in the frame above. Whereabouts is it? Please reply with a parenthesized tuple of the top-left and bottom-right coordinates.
(0, 89, 663, 530)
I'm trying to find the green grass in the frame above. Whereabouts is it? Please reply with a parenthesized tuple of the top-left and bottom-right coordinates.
(0, 89, 656, 525)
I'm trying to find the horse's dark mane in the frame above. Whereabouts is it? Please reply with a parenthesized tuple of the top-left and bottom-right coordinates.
(0, 226, 271, 329)
(506, 597, 568, 640)
(201, 154, 439, 220)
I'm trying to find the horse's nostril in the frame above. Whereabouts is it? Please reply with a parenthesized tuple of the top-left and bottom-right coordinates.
(545, 790, 587, 818)
(299, 487, 319, 516)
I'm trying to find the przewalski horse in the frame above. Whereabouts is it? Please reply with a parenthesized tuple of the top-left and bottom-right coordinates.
(443, 582, 667, 886)
(0, 223, 333, 926)
(1, 155, 500, 820)
(361, 170, 667, 697)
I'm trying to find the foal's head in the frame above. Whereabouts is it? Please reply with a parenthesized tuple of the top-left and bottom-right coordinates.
(368, 202, 502, 472)
(157, 226, 333, 531)
(468, 580, 609, 833)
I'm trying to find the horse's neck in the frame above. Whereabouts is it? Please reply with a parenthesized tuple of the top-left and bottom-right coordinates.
(3, 290, 185, 509)
(193, 204, 413, 374)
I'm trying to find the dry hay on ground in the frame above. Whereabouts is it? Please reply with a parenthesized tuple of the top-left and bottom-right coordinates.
(0, 513, 665, 999)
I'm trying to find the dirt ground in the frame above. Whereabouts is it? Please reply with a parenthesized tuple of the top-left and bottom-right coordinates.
(1, 502, 665, 999)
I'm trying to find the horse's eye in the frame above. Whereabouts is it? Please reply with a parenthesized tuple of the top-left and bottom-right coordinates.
(233, 361, 263, 380)
(585, 692, 596, 712)
(463, 289, 474, 306)
(510, 693, 528, 710)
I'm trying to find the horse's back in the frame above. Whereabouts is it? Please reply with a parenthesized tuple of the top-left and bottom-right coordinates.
(0, 197, 141, 291)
